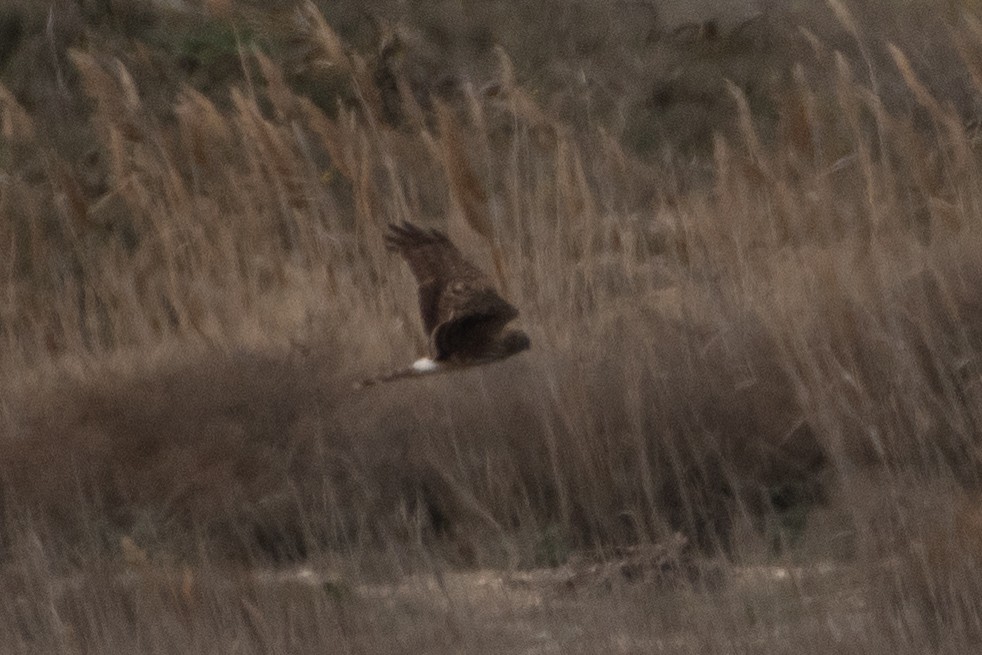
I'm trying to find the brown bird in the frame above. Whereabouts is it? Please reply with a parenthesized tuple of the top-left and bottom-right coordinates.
(358, 222, 530, 387)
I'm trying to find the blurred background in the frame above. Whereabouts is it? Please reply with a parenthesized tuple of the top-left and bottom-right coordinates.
(3, 0, 982, 652)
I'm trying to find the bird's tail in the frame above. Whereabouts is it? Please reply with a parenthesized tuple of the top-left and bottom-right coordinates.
(353, 358, 444, 389)
(354, 366, 420, 389)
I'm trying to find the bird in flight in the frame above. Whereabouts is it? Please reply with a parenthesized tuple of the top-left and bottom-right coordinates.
(358, 222, 530, 387)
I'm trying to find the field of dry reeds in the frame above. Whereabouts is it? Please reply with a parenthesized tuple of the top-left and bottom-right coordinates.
(4, 0, 982, 651)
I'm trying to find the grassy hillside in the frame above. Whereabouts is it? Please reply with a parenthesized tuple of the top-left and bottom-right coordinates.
(4, 0, 982, 651)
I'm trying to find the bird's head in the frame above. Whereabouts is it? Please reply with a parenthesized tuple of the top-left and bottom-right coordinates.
(499, 329, 531, 358)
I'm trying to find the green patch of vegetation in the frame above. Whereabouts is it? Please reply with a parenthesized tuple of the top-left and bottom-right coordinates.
(149, 19, 256, 93)
(532, 524, 573, 568)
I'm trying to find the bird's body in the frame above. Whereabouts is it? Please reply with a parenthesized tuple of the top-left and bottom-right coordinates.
(357, 222, 530, 388)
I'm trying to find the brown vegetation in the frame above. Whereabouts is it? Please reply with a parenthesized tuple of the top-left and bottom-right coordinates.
(3, 0, 982, 651)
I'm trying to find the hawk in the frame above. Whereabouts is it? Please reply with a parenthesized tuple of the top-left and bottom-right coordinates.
(358, 222, 530, 387)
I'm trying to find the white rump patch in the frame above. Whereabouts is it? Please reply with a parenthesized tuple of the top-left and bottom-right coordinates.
(412, 358, 440, 373)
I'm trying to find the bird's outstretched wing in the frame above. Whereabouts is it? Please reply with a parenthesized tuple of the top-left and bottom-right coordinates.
(384, 222, 519, 360)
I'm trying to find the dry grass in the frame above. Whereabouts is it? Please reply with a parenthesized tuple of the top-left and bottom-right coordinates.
(3, 0, 982, 651)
